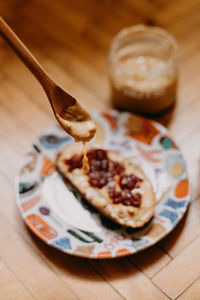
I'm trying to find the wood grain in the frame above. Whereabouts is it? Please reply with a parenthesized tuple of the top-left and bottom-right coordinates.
(0, 0, 200, 299)
(153, 235, 200, 298)
(0, 256, 34, 300)
(177, 278, 200, 300)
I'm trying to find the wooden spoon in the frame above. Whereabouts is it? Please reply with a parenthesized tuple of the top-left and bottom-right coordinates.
(0, 17, 96, 142)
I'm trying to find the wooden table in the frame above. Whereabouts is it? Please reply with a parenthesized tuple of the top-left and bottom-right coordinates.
(0, 1, 200, 299)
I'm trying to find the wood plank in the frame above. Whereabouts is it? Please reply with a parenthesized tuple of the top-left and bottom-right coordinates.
(0, 213, 79, 300)
(39, 59, 109, 111)
(123, 0, 158, 19)
(91, 259, 169, 300)
(0, 58, 50, 113)
(157, 0, 199, 25)
(60, 0, 144, 34)
(0, 140, 21, 179)
(46, 254, 125, 300)
(16, 0, 108, 69)
(0, 80, 53, 154)
(129, 246, 171, 278)
(177, 278, 200, 300)
(40, 49, 110, 103)
(0, 256, 35, 300)
(162, 97, 200, 144)
(153, 235, 200, 299)
(1, 55, 109, 115)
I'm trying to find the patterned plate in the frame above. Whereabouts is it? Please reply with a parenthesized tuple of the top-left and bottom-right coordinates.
(16, 111, 190, 258)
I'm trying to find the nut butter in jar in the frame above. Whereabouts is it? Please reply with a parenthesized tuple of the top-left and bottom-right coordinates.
(108, 25, 178, 114)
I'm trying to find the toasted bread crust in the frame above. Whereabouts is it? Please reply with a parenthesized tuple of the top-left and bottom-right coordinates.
(56, 144, 155, 228)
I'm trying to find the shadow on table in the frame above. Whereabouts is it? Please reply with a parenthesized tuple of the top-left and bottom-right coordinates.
(150, 102, 176, 128)
(26, 225, 140, 281)
(23, 204, 190, 282)
(114, 100, 176, 129)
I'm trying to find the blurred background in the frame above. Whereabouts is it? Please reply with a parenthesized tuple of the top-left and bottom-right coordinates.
(1, 0, 200, 118)
(0, 0, 199, 191)
(1, 0, 200, 189)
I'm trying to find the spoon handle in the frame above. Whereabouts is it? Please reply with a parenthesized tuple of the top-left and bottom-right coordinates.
(0, 17, 55, 94)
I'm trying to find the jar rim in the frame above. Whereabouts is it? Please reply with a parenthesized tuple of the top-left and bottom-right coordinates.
(108, 24, 179, 76)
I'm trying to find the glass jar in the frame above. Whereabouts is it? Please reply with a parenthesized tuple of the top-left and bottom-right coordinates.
(108, 25, 179, 114)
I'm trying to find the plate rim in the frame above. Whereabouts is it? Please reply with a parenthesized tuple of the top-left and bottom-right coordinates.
(15, 110, 190, 259)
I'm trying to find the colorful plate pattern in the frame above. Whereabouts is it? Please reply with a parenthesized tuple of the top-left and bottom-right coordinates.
(16, 111, 190, 258)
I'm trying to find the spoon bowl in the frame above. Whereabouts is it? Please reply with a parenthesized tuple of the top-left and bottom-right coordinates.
(0, 17, 96, 142)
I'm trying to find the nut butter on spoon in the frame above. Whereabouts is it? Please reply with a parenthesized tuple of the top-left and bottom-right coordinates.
(0, 17, 96, 143)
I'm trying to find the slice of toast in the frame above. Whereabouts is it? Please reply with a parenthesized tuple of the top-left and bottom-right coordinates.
(56, 144, 155, 228)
